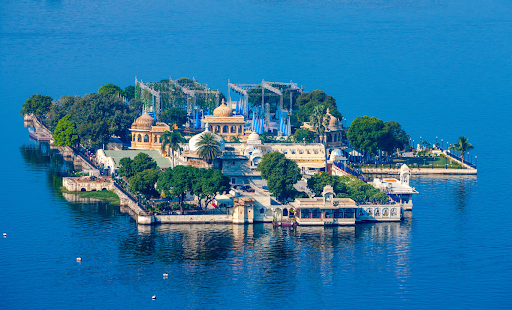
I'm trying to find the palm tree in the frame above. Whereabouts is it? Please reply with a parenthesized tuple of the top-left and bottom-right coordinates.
(309, 105, 330, 171)
(197, 132, 220, 164)
(161, 130, 185, 168)
(449, 136, 475, 162)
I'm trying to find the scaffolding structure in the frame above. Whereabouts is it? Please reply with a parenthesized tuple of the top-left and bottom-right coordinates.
(227, 79, 302, 134)
(135, 77, 219, 128)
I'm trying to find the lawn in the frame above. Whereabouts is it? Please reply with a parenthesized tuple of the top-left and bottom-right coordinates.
(353, 155, 465, 169)
(60, 187, 121, 205)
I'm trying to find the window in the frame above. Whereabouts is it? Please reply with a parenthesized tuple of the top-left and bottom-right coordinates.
(283, 208, 288, 217)
(301, 209, 311, 218)
(325, 210, 332, 218)
(345, 209, 354, 218)
(312, 209, 321, 218)
(231, 126, 236, 133)
(334, 210, 342, 218)
(239, 125, 243, 133)
(260, 208, 265, 214)
(154, 135, 157, 143)
(144, 134, 149, 142)
(209, 125, 213, 131)
(223, 125, 228, 133)
(159, 136, 162, 143)
(137, 135, 141, 142)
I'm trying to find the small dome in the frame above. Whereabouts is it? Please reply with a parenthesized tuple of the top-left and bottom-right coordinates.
(329, 149, 343, 161)
(325, 108, 339, 129)
(213, 99, 232, 117)
(400, 164, 410, 173)
(247, 131, 262, 145)
(132, 111, 155, 129)
(189, 130, 225, 152)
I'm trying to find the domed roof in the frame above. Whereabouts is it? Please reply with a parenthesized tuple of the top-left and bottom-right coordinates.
(326, 108, 339, 129)
(188, 129, 225, 152)
(246, 131, 262, 145)
(213, 99, 232, 117)
(132, 111, 155, 129)
(329, 149, 343, 161)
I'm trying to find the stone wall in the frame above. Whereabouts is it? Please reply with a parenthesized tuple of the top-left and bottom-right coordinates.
(154, 214, 232, 224)
(362, 167, 477, 175)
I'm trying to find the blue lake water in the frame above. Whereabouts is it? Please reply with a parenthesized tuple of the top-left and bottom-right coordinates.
(1, 0, 512, 308)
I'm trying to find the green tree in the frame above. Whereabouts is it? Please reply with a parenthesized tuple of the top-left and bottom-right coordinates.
(257, 152, 301, 203)
(98, 84, 122, 96)
(47, 93, 139, 149)
(449, 136, 475, 161)
(129, 168, 160, 197)
(53, 115, 79, 147)
(118, 153, 157, 178)
(158, 107, 188, 128)
(307, 172, 350, 197)
(123, 85, 135, 101)
(292, 90, 341, 127)
(196, 132, 221, 164)
(161, 130, 185, 168)
(381, 121, 409, 153)
(193, 168, 231, 209)
(347, 116, 388, 161)
(20, 94, 53, 118)
(118, 157, 135, 178)
(164, 165, 198, 213)
(292, 128, 316, 143)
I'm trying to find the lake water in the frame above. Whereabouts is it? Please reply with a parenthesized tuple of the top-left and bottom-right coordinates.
(1, 0, 512, 309)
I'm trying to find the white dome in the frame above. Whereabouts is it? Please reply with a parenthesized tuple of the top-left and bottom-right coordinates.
(329, 149, 343, 161)
(247, 131, 262, 145)
(188, 130, 225, 152)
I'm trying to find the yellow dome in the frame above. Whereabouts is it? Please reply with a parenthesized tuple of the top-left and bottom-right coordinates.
(213, 99, 232, 117)
(132, 111, 155, 129)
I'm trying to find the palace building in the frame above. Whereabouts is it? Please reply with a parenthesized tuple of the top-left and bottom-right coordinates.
(129, 111, 170, 151)
(202, 99, 246, 142)
(301, 108, 344, 148)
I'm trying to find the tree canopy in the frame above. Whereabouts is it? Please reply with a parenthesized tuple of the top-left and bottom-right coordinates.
(347, 116, 388, 157)
(98, 84, 123, 96)
(196, 132, 220, 164)
(348, 117, 410, 158)
(158, 108, 188, 128)
(292, 90, 342, 127)
(118, 153, 158, 178)
(449, 136, 474, 161)
(53, 115, 79, 147)
(257, 152, 301, 203)
(307, 172, 389, 203)
(292, 128, 316, 143)
(20, 94, 53, 118)
(156, 165, 230, 211)
(128, 168, 160, 197)
(46, 93, 139, 149)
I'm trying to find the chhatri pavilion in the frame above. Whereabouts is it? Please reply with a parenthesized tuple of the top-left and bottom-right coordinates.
(129, 111, 170, 152)
(202, 99, 247, 142)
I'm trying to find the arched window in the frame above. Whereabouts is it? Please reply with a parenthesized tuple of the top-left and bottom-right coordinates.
(291, 150, 296, 154)
(159, 136, 162, 143)
(132, 135, 135, 141)
(137, 135, 141, 142)
(238, 125, 243, 133)
(260, 208, 265, 214)
(209, 125, 213, 131)
(283, 208, 288, 217)
(307, 150, 311, 154)
(215, 125, 220, 132)
(223, 125, 228, 133)
(231, 126, 236, 133)
(144, 134, 149, 142)
(154, 135, 157, 143)
(314, 150, 319, 154)
(299, 150, 304, 154)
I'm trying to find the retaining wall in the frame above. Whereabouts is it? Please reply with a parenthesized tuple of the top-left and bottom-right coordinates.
(155, 214, 232, 224)
(361, 167, 477, 175)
